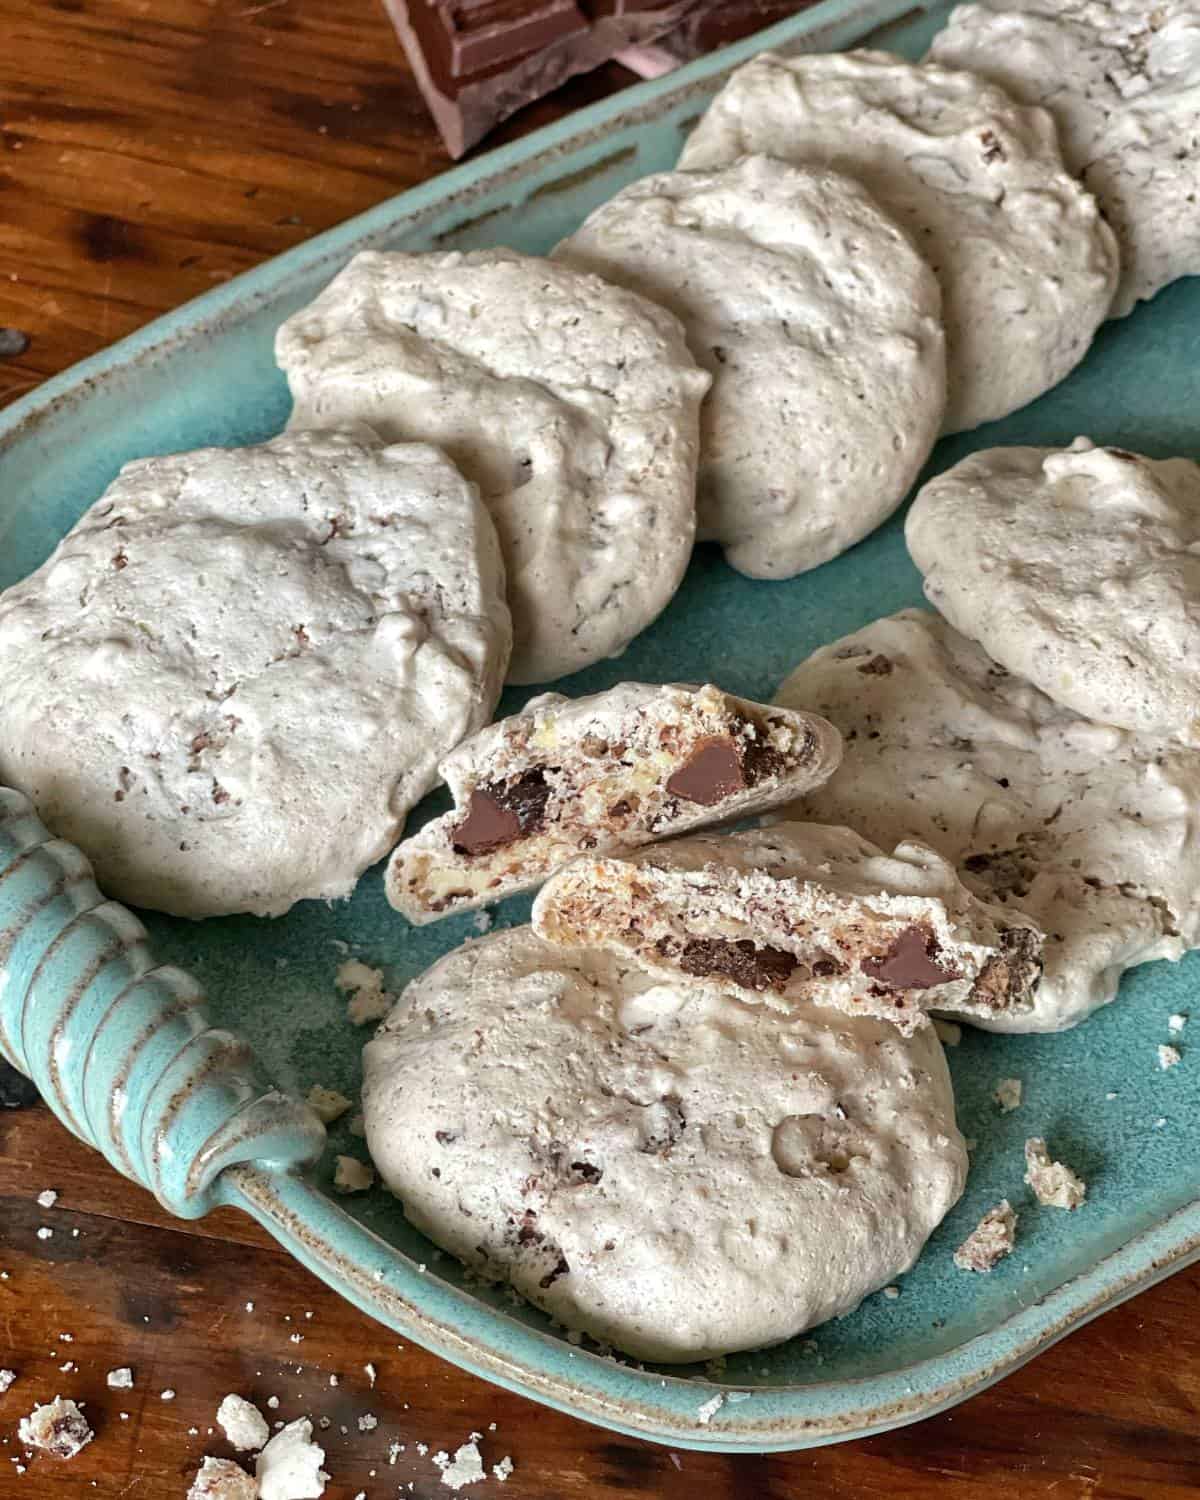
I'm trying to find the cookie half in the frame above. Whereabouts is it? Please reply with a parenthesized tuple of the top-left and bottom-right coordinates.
(276, 248, 710, 684)
(0, 430, 510, 918)
(554, 155, 946, 578)
(679, 49, 1119, 433)
(930, 0, 1200, 315)
(906, 439, 1200, 742)
(532, 823, 1043, 1034)
(774, 609, 1200, 1031)
(362, 926, 967, 1362)
(386, 682, 840, 923)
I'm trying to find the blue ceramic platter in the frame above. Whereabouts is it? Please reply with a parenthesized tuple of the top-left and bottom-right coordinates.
(0, 0, 1197, 1453)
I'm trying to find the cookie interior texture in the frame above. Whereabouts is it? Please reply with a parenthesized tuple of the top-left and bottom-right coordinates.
(362, 927, 967, 1362)
(554, 154, 946, 579)
(532, 823, 1043, 1034)
(386, 682, 841, 923)
(907, 439, 1200, 743)
(679, 48, 1119, 433)
(0, 430, 510, 918)
(928, 0, 1200, 315)
(774, 609, 1200, 1032)
(276, 247, 710, 684)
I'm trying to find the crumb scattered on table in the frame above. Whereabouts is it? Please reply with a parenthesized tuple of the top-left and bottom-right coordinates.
(106, 1367, 134, 1390)
(218, 1393, 270, 1452)
(433, 1440, 487, 1490)
(993, 1077, 1022, 1113)
(256, 1417, 328, 1500)
(188, 1455, 259, 1500)
(1158, 1044, 1181, 1071)
(1168, 1013, 1187, 1035)
(18, 1395, 93, 1458)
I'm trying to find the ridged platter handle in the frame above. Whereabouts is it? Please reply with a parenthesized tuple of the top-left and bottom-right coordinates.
(0, 786, 326, 1218)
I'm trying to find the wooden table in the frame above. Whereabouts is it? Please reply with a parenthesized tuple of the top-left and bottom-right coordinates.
(1, 3, 1199, 1495)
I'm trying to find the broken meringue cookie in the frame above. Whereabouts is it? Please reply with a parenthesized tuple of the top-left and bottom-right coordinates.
(385, 682, 840, 924)
(533, 822, 1042, 1035)
(17, 1395, 93, 1459)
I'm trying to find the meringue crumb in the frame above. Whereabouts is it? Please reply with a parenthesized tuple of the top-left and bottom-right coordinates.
(493, 1456, 514, 1482)
(1167, 1013, 1187, 1034)
(433, 1440, 486, 1490)
(696, 1392, 724, 1425)
(333, 1156, 375, 1194)
(993, 1077, 1022, 1113)
(1158, 1044, 1181, 1070)
(36, 1190, 58, 1210)
(954, 1201, 1017, 1272)
(107, 1368, 134, 1390)
(364, 1363, 376, 1387)
(336, 960, 395, 1026)
(188, 1456, 257, 1499)
(18, 1396, 93, 1458)
(0, 1371, 15, 1394)
(882, 1285, 900, 1299)
(306, 1086, 353, 1124)
(217, 1394, 270, 1452)
(1024, 1139, 1087, 1209)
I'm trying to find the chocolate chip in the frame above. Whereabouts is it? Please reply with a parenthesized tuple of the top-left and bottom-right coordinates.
(676, 937, 798, 992)
(665, 736, 745, 805)
(737, 716, 794, 784)
(452, 768, 552, 855)
(538, 1254, 570, 1290)
(434, 1129, 458, 1146)
(811, 954, 844, 978)
(451, 788, 521, 855)
(569, 1161, 602, 1184)
(972, 926, 1044, 1010)
(979, 128, 1005, 164)
(856, 654, 893, 676)
(860, 926, 960, 990)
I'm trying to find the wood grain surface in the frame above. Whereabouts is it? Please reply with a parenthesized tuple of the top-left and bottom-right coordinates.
(1, 3, 1199, 1497)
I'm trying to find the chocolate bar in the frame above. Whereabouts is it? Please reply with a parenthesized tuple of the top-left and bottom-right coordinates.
(383, 0, 818, 157)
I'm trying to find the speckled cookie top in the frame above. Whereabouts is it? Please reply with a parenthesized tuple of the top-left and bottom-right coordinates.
(775, 609, 1200, 1031)
(679, 49, 1118, 433)
(906, 439, 1200, 742)
(276, 247, 710, 684)
(554, 154, 945, 578)
(0, 429, 510, 917)
(362, 926, 966, 1363)
(929, 0, 1200, 313)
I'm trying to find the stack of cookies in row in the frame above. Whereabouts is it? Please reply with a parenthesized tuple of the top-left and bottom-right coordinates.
(0, 2, 1196, 1361)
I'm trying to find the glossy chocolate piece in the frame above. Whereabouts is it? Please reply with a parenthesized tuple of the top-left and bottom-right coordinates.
(452, 767, 553, 854)
(665, 736, 745, 805)
(861, 927, 961, 991)
(384, 0, 819, 157)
